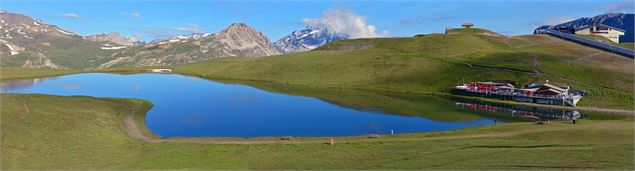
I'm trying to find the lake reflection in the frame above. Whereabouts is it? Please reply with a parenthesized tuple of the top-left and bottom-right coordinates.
(454, 100, 583, 121)
(2, 73, 500, 138)
(0, 77, 57, 92)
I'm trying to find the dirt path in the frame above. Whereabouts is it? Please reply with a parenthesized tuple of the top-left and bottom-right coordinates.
(134, 123, 593, 145)
(20, 98, 29, 120)
(122, 101, 164, 143)
(1, 98, 31, 142)
(510, 38, 559, 49)
(567, 52, 604, 65)
(532, 54, 541, 74)
(566, 107, 634, 116)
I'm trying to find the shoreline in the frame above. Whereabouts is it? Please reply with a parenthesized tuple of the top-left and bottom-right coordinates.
(2, 69, 633, 115)
(115, 95, 622, 144)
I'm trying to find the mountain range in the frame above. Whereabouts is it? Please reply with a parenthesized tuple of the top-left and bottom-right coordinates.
(273, 27, 348, 53)
(4, 10, 632, 70)
(534, 13, 634, 42)
(0, 11, 347, 69)
(99, 23, 280, 68)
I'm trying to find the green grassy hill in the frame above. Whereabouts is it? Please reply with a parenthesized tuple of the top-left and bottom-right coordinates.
(577, 35, 635, 50)
(173, 29, 634, 109)
(445, 28, 503, 36)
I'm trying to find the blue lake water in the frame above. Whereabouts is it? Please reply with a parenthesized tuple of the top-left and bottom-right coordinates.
(0, 73, 503, 138)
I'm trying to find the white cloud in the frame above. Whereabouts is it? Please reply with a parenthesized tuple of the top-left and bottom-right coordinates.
(122, 12, 141, 18)
(302, 8, 388, 38)
(131, 12, 141, 18)
(62, 13, 81, 19)
(172, 24, 201, 33)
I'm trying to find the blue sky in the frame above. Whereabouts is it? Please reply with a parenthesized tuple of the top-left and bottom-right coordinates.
(2, 0, 633, 41)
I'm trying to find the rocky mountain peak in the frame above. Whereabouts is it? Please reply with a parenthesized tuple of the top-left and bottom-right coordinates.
(227, 23, 249, 29)
(0, 11, 37, 27)
(214, 23, 278, 56)
(273, 27, 348, 53)
(218, 23, 261, 36)
(0, 11, 78, 39)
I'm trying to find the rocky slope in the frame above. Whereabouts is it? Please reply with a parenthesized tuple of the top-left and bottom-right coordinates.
(0, 10, 117, 69)
(214, 23, 279, 57)
(273, 27, 347, 53)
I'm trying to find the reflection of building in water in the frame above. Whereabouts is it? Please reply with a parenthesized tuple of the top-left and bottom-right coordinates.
(455, 101, 583, 120)
(0, 77, 56, 92)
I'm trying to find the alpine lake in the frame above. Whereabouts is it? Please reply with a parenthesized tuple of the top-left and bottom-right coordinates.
(0, 73, 583, 138)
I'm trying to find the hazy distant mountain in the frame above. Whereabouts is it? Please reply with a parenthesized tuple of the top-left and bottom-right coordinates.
(274, 27, 347, 53)
(534, 13, 634, 42)
(98, 23, 279, 68)
(147, 33, 211, 45)
(85, 32, 141, 46)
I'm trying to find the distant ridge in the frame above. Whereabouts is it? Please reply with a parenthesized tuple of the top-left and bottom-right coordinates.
(534, 13, 634, 42)
(85, 32, 141, 46)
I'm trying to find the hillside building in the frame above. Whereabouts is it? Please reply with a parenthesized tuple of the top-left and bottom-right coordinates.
(461, 23, 474, 28)
(454, 80, 585, 107)
(574, 24, 625, 43)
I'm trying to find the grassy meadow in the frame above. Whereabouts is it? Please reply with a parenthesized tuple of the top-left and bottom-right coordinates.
(1, 93, 633, 170)
(577, 34, 635, 50)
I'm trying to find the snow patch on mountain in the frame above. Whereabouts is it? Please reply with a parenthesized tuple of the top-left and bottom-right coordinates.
(273, 27, 347, 53)
(56, 28, 74, 35)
